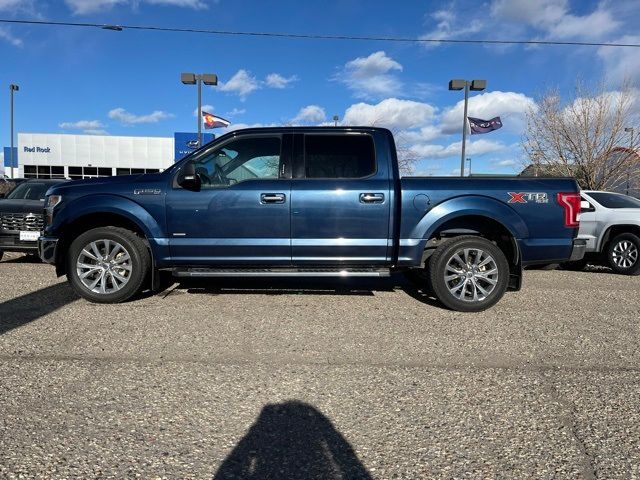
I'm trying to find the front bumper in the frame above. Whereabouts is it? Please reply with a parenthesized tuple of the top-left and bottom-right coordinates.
(38, 236, 59, 265)
(569, 238, 587, 262)
(0, 233, 39, 252)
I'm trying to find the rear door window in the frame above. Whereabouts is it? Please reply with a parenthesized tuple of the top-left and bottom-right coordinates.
(304, 134, 375, 179)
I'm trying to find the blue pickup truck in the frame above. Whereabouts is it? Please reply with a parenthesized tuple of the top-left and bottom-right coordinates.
(38, 127, 585, 311)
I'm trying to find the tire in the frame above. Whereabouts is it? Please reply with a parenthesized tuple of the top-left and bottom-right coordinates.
(606, 233, 640, 276)
(67, 226, 150, 303)
(0, 250, 4, 262)
(427, 235, 510, 312)
(561, 259, 588, 271)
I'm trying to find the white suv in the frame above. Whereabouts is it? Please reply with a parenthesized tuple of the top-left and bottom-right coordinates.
(564, 191, 640, 275)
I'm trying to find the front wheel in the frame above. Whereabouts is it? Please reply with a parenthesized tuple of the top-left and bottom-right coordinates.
(606, 233, 640, 275)
(67, 227, 150, 303)
(427, 236, 510, 312)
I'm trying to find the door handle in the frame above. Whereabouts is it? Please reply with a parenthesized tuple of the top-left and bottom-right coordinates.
(260, 193, 286, 204)
(359, 193, 385, 204)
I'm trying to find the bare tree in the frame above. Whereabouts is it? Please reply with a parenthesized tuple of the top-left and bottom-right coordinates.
(392, 130, 419, 176)
(522, 80, 639, 191)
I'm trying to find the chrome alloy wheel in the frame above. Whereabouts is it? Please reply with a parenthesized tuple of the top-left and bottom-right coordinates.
(612, 240, 639, 269)
(444, 248, 499, 302)
(76, 239, 133, 294)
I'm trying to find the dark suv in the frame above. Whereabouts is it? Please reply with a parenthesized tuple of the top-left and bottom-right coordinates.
(0, 179, 66, 261)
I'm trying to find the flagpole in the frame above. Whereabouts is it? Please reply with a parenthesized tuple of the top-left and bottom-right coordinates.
(460, 82, 469, 178)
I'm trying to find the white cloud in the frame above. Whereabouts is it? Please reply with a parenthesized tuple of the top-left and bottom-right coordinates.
(219, 70, 260, 100)
(0, 27, 22, 46)
(412, 139, 506, 159)
(84, 129, 109, 135)
(59, 119, 104, 129)
(108, 107, 172, 124)
(336, 51, 404, 98)
(291, 105, 326, 125)
(440, 91, 536, 135)
(65, 0, 126, 14)
(598, 35, 640, 83)
(145, 0, 207, 8)
(65, 0, 207, 14)
(226, 108, 246, 116)
(420, 8, 483, 47)
(490, 0, 619, 41)
(265, 73, 298, 89)
(193, 104, 214, 117)
(495, 159, 518, 167)
(343, 98, 436, 130)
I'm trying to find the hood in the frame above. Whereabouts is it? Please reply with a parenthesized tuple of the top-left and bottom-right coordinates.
(46, 174, 145, 195)
(0, 198, 45, 215)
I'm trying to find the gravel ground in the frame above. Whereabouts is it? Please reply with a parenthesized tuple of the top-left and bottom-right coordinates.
(0, 252, 639, 479)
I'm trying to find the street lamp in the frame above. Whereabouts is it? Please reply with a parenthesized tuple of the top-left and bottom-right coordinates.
(449, 79, 486, 177)
(9, 84, 19, 179)
(181, 72, 218, 147)
(333, 115, 339, 127)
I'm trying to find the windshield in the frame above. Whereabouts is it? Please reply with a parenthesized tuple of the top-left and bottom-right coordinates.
(6, 182, 50, 201)
(587, 192, 640, 209)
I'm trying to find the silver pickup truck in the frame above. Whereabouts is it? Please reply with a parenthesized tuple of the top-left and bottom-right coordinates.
(564, 191, 640, 275)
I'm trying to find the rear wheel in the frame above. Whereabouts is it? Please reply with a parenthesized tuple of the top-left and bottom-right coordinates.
(606, 233, 640, 275)
(427, 236, 509, 312)
(67, 227, 150, 303)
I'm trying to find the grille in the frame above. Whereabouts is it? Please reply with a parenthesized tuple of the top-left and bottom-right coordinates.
(0, 213, 45, 232)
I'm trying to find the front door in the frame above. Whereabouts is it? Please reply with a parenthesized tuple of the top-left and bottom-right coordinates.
(166, 133, 292, 265)
(290, 132, 391, 265)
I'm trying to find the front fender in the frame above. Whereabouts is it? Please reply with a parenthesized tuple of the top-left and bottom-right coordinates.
(51, 194, 164, 239)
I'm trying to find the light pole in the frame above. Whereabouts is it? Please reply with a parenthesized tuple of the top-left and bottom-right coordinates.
(625, 127, 634, 195)
(9, 84, 19, 179)
(466, 157, 472, 176)
(181, 73, 218, 147)
(449, 79, 486, 177)
(333, 115, 339, 127)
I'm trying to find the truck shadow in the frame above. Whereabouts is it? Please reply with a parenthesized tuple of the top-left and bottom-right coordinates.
(171, 275, 442, 308)
(0, 282, 78, 335)
(213, 400, 372, 480)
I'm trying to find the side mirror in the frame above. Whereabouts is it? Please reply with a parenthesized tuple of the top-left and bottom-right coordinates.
(177, 161, 201, 191)
(580, 200, 595, 213)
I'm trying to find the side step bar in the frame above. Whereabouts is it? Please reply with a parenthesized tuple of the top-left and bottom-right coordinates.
(172, 268, 391, 278)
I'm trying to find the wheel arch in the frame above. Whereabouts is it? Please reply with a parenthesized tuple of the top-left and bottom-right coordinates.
(599, 224, 640, 252)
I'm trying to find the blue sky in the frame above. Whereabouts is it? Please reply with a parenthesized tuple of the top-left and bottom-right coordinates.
(0, 0, 639, 175)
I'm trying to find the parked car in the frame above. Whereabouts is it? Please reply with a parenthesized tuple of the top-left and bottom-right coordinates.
(38, 127, 584, 311)
(0, 179, 67, 261)
(562, 190, 640, 275)
(0, 178, 27, 197)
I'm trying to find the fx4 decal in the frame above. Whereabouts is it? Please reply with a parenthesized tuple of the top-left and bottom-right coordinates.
(508, 192, 549, 204)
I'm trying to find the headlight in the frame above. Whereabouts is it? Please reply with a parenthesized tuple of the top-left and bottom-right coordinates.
(45, 195, 62, 209)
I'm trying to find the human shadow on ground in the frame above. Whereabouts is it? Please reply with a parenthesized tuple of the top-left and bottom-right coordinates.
(213, 401, 373, 480)
(0, 282, 77, 335)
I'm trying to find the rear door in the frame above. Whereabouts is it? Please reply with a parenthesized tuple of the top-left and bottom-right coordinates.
(166, 133, 292, 265)
(290, 132, 391, 265)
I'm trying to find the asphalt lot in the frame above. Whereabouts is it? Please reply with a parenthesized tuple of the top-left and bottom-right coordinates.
(0, 252, 639, 479)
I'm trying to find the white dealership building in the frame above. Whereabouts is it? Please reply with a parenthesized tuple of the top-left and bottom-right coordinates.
(2, 131, 214, 179)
